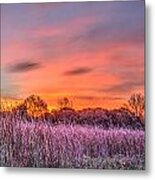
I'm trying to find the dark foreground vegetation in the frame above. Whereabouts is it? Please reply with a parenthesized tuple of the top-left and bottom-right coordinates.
(0, 93, 145, 169)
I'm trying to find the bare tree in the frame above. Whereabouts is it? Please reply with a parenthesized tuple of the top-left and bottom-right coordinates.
(57, 97, 73, 109)
(23, 95, 48, 117)
(124, 93, 144, 123)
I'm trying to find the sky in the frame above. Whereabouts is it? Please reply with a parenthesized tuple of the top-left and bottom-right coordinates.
(1, 1, 144, 110)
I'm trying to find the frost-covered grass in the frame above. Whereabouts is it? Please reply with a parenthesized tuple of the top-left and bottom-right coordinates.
(0, 115, 145, 169)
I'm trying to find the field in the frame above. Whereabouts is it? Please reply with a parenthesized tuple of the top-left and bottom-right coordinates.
(0, 108, 145, 169)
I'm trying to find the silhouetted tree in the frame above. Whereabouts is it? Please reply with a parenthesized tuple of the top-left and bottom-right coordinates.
(124, 93, 144, 123)
(57, 97, 73, 109)
(22, 95, 48, 117)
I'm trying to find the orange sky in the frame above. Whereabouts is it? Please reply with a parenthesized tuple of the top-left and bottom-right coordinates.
(1, 2, 144, 110)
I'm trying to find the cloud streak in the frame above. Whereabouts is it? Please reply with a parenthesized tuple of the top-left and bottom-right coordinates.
(9, 60, 41, 73)
(64, 67, 93, 76)
(98, 80, 144, 94)
(75, 96, 124, 101)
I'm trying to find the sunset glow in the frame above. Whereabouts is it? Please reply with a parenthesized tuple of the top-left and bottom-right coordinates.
(1, 1, 144, 110)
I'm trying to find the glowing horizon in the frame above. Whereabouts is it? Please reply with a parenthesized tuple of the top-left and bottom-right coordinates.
(1, 1, 144, 110)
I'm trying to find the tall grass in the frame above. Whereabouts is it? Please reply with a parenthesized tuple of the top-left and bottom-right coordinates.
(0, 113, 144, 169)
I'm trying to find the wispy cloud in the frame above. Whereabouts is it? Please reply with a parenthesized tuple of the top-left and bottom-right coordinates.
(98, 80, 144, 94)
(64, 67, 93, 76)
(75, 96, 124, 101)
(9, 60, 41, 73)
(75, 96, 96, 100)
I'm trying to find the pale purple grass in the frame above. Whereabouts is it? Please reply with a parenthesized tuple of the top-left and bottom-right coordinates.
(0, 113, 145, 169)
